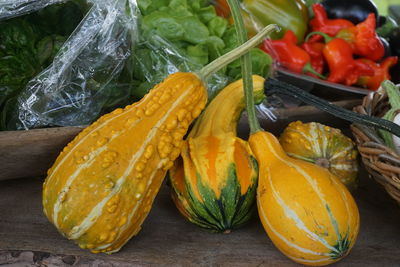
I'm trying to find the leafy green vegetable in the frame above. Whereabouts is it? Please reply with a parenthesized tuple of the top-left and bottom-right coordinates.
(134, 0, 273, 99)
(208, 16, 228, 38)
(2, 0, 272, 130)
(0, 1, 86, 130)
(226, 48, 273, 80)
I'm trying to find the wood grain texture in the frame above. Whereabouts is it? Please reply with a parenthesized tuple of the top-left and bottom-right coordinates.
(0, 167, 399, 266)
(0, 100, 361, 181)
(0, 126, 84, 181)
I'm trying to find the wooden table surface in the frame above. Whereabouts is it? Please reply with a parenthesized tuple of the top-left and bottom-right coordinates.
(1, 167, 400, 266)
(1, 100, 400, 266)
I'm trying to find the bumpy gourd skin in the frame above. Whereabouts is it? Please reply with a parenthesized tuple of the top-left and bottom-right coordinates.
(250, 131, 359, 266)
(42, 72, 207, 254)
(279, 121, 359, 191)
(169, 76, 264, 232)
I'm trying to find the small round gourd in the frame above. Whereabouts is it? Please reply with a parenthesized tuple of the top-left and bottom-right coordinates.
(279, 121, 359, 191)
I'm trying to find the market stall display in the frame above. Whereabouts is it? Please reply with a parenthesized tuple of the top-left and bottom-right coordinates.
(1, 0, 400, 266)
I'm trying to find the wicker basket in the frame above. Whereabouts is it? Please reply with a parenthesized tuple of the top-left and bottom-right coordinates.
(351, 90, 400, 205)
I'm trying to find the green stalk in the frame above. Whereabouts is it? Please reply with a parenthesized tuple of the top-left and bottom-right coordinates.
(199, 24, 277, 80)
(225, 0, 277, 134)
(227, 0, 258, 133)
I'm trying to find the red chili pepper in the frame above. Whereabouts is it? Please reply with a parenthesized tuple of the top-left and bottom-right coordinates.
(261, 30, 324, 78)
(356, 57, 399, 90)
(337, 13, 384, 61)
(215, 0, 230, 18)
(308, 32, 373, 85)
(309, 4, 354, 37)
(301, 41, 325, 74)
(345, 59, 375, 86)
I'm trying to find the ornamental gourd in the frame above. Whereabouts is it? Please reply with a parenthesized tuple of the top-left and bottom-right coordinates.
(169, 75, 264, 232)
(229, 0, 359, 262)
(279, 121, 359, 191)
(250, 131, 360, 266)
(42, 72, 207, 253)
(42, 24, 277, 254)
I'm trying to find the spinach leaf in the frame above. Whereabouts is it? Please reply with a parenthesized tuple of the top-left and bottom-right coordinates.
(134, 0, 273, 100)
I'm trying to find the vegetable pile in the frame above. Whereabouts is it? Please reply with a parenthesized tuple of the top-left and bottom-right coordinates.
(261, 2, 399, 90)
(1, 0, 275, 131)
(133, 0, 272, 97)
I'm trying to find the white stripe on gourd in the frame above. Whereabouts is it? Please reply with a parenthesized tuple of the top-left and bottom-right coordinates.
(52, 125, 135, 228)
(47, 107, 131, 183)
(329, 146, 353, 161)
(265, 136, 329, 210)
(66, 90, 191, 239)
(262, 134, 345, 247)
(93, 160, 167, 252)
(328, 170, 356, 237)
(257, 183, 330, 257)
(268, 171, 339, 253)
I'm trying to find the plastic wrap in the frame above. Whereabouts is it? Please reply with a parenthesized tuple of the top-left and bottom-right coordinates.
(4, 0, 278, 130)
(7, 0, 136, 129)
(7, 0, 232, 130)
(0, 0, 66, 20)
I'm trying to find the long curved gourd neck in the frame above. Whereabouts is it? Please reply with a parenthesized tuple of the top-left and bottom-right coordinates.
(249, 131, 289, 168)
(189, 76, 265, 138)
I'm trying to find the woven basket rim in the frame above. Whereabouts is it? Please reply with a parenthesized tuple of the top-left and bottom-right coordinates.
(351, 89, 400, 205)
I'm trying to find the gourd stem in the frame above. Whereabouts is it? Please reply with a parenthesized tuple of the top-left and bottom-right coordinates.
(226, 0, 260, 134)
(265, 78, 400, 138)
(199, 24, 278, 80)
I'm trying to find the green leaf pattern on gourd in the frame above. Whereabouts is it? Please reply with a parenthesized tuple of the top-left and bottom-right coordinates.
(175, 161, 258, 232)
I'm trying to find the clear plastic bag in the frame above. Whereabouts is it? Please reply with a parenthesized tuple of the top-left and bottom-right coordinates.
(0, 0, 66, 20)
(9, 0, 138, 129)
(5, 0, 275, 130)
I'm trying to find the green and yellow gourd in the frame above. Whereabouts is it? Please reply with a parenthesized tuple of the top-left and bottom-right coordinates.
(169, 75, 264, 232)
(42, 23, 277, 253)
(279, 121, 359, 191)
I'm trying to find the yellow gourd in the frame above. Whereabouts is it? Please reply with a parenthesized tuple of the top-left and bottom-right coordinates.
(169, 75, 264, 232)
(279, 121, 359, 191)
(226, 0, 359, 264)
(42, 72, 207, 253)
(250, 131, 360, 266)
